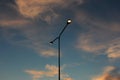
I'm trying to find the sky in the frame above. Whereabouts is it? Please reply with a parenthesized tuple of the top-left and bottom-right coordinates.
(0, 0, 120, 80)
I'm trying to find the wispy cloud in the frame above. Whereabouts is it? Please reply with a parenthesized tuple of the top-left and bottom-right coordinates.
(77, 33, 106, 53)
(25, 64, 58, 80)
(15, 0, 64, 23)
(63, 78, 73, 80)
(40, 49, 58, 57)
(0, 0, 59, 57)
(12, 25, 58, 57)
(1, 0, 120, 59)
(0, 0, 87, 58)
(0, 19, 30, 27)
(76, 13, 120, 59)
(0, 13, 31, 27)
(0, 17, 57, 57)
(75, 0, 120, 60)
(25, 64, 73, 80)
(15, 0, 86, 23)
(106, 39, 120, 59)
(92, 66, 120, 80)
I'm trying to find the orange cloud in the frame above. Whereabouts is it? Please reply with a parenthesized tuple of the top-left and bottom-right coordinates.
(76, 11, 120, 60)
(77, 32, 120, 59)
(40, 49, 58, 57)
(93, 74, 120, 80)
(106, 39, 120, 59)
(25, 64, 58, 80)
(77, 34, 106, 53)
(25, 64, 74, 80)
(92, 66, 120, 80)
(25, 70, 45, 80)
(63, 78, 73, 80)
(0, 19, 30, 27)
(15, 0, 86, 23)
(15, 0, 63, 23)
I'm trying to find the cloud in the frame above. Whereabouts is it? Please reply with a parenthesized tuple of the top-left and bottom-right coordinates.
(25, 64, 58, 80)
(63, 78, 73, 80)
(0, 18, 58, 57)
(77, 33, 106, 53)
(77, 28, 120, 59)
(40, 49, 58, 57)
(15, 0, 64, 23)
(61, 73, 74, 80)
(20, 26, 58, 57)
(0, 0, 87, 58)
(2, 0, 86, 57)
(77, 30, 120, 58)
(0, 19, 30, 27)
(106, 39, 120, 59)
(0, 12, 31, 27)
(92, 66, 120, 80)
(76, 24, 120, 59)
(0, 10, 57, 57)
(25, 64, 73, 80)
(15, 0, 86, 23)
(2, 0, 120, 59)
(1, 20, 58, 58)
(75, 0, 120, 60)
(25, 70, 44, 80)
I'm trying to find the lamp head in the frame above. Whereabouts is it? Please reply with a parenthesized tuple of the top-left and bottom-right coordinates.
(67, 19, 72, 24)
(50, 41, 53, 44)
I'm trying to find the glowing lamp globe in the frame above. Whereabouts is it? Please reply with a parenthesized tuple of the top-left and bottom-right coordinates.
(67, 19, 72, 24)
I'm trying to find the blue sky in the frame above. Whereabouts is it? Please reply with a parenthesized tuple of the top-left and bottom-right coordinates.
(0, 0, 120, 80)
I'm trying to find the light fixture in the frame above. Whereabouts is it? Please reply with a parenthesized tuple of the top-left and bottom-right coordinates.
(67, 19, 72, 24)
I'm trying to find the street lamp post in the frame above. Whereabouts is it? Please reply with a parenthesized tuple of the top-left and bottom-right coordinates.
(50, 19, 72, 80)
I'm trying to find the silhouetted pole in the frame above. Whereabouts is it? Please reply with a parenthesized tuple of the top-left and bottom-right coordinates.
(50, 19, 72, 80)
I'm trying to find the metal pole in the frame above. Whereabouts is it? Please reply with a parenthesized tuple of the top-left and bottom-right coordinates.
(49, 19, 72, 80)
(58, 37, 60, 80)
